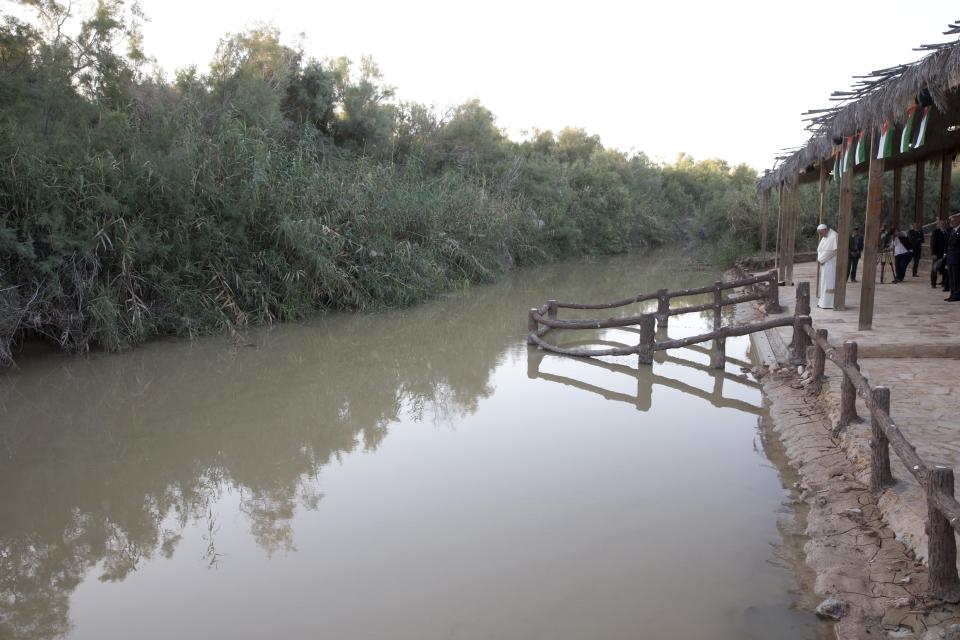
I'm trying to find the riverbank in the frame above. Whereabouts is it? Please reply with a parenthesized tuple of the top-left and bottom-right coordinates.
(737, 261, 960, 638)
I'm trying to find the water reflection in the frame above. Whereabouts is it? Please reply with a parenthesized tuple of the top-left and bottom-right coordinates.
(0, 253, 820, 640)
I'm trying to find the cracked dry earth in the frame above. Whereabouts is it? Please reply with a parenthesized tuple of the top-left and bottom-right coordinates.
(762, 370, 960, 638)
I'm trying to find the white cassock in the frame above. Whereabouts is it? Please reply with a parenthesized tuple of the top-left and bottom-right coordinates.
(817, 229, 838, 309)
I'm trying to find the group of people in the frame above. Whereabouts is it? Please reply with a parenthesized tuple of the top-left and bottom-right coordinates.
(817, 212, 960, 305)
(930, 212, 960, 301)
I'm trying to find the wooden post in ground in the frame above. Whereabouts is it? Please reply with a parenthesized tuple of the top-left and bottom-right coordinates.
(838, 341, 861, 428)
(711, 282, 725, 369)
(761, 189, 770, 264)
(656, 288, 670, 330)
(795, 281, 810, 317)
(637, 314, 656, 366)
(766, 270, 782, 313)
(776, 183, 785, 283)
(791, 315, 812, 364)
(785, 174, 799, 285)
(859, 129, 884, 331)
(869, 386, 894, 493)
(527, 309, 539, 345)
(834, 159, 854, 310)
(812, 328, 827, 382)
(927, 466, 960, 603)
(817, 163, 827, 294)
(892, 166, 902, 230)
(547, 300, 558, 320)
(940, 152, 953, 222)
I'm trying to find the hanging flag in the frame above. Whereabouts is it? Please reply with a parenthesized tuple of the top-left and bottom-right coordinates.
(855, 131, 868, 165)
(914, 106, 931, 148)
(843, 135, 854, 171)
(900, 105, 917, 153)
(877, 122, 894, 160)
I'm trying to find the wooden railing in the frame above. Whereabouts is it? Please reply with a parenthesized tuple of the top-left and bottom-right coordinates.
(793, 284, 960, 603)
(525, 271, 960, 603)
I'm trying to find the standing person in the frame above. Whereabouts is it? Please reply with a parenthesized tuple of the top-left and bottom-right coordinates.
(908, 221, 925, 277)
(892, 227, 912, 283)
(879, 225, 895, 284)
(816, 224, 838, 308)
(848, 226, 863, 282)
(946, 213, 960, 302)
(932, 218, 949, 289)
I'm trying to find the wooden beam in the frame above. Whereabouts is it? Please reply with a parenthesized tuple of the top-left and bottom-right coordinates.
(760, 189, 769, 263)
(818, 162, 827, 223)
(859, 129, 884, 331)
(785, 173, 799, 285)
(776, 183, 785, 283)
(915, 161, 926, 227)
(940, 152, 953, 222)
(834, 159, 854, 310)
(892, 166, 902, 230)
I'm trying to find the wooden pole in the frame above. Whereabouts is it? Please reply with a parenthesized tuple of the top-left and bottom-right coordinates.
(838, 341, 860, 429)
(776, 183, 785, 283)
(859, 129, 884, 331)
(527, 309, 539, 345)
(766, 270, 782, 313)
(818, 162, 827, 224)
(637, 314, 656, 365)
(656, 288, 670, 330)
(892, 166, 902, 230)
(834, 159, 854, 310)
(785, 173, 799, 285)
(915, 160, 926, 228)
(940, 152, 953, 222)
(791, 315, 812, 364)
(711, 282, 725, 369)
(812, 328, 828, 383)
(928, 466, 960, 603)
(760, 189, 770, 264)
(869, 386, 894, 493)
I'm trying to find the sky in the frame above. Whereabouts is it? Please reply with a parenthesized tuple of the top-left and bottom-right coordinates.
(126, 1, 956, 170)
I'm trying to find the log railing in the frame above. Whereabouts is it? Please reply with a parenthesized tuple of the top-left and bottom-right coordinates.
(525, 271, 960, 602)
(527, 270, 786, 368)
(794, 283, 960, 603)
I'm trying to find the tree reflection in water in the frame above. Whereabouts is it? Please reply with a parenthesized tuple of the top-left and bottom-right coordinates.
(0, 253, 717, 640)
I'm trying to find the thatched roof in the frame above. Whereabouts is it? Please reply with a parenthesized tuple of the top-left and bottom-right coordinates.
(759, 20, 960, 192)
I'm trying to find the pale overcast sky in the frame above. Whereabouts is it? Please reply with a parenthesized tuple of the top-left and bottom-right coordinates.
(129, 1, 955, 170)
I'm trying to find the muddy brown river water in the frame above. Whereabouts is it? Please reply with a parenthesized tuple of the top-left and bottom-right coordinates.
(0, 253, 831, 640)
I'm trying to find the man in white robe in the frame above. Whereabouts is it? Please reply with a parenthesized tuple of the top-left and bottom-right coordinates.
(816, 223, 838, 309)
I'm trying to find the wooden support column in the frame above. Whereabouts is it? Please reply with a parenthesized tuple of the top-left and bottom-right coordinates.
(928, 466, 960, 603)
(940, 152, 953, 222)
(776, 183, 785, 283)
(784, 174, 799, 285)
(760, 189, 769, 264)
(892, 166, 902, 230)
(859, 129, 884, 331)
(818, 162, 827, 223)
(915, 160, 925, 228)
(834, 160, 854, 310)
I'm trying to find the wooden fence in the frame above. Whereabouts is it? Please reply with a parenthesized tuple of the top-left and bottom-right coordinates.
(526, 270, 960, 602)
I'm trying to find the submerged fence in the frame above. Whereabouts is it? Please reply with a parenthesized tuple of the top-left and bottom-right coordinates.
(527, 271, 960, 603)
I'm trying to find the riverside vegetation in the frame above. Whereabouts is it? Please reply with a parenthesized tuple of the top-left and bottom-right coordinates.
(6, 0, 944, 367)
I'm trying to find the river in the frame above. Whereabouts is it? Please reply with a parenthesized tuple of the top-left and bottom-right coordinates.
(0, 253, 830, 640)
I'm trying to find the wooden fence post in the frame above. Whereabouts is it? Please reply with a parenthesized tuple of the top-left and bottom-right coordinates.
(795, 281, 811, 317)
(656, 289, 670, 330)
(711, 282, 725, 369)
(928, 467, 960, 603)
(766, 270, 782, 313)
(791, 315, 812, 364)
(638, 314, 656, 365)
(869, 386, 894, 493)
(547, 300, 557, 320)
(527, 308, 539, 345)
(838, 341, 861, 428)
(812, 328, 827, 381)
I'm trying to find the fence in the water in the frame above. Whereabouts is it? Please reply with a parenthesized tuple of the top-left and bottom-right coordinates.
(526, 271, 960, 603)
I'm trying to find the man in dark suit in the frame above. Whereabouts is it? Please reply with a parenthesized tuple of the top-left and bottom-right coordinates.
(946, 213, 960, 302)
(908, 222, 924, 277)
(932, 218, 949, 289)
(848, 226, 864, 282)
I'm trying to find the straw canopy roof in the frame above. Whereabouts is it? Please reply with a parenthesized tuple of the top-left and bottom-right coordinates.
(759, 20, 960, 192)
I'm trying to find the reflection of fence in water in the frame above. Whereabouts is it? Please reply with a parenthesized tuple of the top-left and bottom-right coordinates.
(526, 333, 763, 415)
